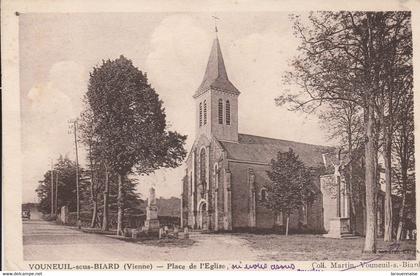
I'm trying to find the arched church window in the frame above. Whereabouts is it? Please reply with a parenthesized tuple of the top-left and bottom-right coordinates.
(214, 163, 219, 189)
(260, 188, 267, 201)
(218, 99, 223, 124)
(189, 173, 193, 195)
(199, 102, 202, 127)
(204, 100, 207, 125)
(226, 100, 231, 125)
(200, 148, 206, 190)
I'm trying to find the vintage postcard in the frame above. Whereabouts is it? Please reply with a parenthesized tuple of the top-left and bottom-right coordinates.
(2, 0, 420, 272)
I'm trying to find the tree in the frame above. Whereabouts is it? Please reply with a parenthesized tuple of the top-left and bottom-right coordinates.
(85, 56, 187, 235)
(376, 12, 412, 241)
(79, 99, 117, 230)
(263, 149, 315, 236)
(36, 172, 54, 214)
(317, 101, 364, 231)
(121, 176, 144, 216)
(278, 12, 412, 251)
(36, 156, 88, 214)
(393, 84, 414, 240)
(79, 106, 103, 228)
(82, 170, 144, 228)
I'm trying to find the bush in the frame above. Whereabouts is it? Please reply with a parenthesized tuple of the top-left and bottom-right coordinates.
(67, 211, 92, 227)
(42, 214, 58, 221)
(157, 216, 180, 228)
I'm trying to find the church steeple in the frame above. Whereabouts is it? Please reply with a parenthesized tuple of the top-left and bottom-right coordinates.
(194, 32, 240, 98)
(194, 27, 240, 143)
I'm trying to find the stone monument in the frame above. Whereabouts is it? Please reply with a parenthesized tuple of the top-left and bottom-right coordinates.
(60, 206, 69, 224)
(143, 187, 160, 232)
(324, 150, 351, 238)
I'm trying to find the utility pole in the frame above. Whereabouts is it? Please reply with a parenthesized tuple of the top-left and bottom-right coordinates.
(74, 121, 80, 226)
(69, 119, 80, 227)
(50, 160, 54, 216)
(55, 171, 59, 213)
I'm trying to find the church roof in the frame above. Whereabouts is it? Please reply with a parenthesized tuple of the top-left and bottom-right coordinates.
(218, 133, 335, 168)
(194, 35, 240, 98)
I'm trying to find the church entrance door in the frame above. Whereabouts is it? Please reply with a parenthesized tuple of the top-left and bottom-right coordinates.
(198, 201, 208, 230)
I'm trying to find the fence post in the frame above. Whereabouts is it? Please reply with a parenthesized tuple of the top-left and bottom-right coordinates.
(174, 226, 179, 238)
(132, 229, 138, 239)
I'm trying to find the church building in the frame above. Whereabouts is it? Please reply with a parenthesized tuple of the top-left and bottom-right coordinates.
(180, 29, 380, 235)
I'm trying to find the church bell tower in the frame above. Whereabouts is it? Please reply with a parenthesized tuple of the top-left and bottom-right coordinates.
(193, 28, 240, 143)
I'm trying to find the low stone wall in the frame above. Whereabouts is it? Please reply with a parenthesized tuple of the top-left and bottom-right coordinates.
(62, 211, 180, 230)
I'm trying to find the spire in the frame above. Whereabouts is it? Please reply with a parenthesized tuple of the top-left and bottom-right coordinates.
(194, 30, 240, 98)
(204, 37, 228, 81)
(213, 15, 219, 36)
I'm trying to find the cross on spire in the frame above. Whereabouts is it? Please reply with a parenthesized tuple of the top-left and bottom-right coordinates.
(212, 15, 220, 34)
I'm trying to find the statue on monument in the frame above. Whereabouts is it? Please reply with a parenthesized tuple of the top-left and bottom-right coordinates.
(149, 186, 156, 205)
(324, 148, 352, 238)
(143, 186, 160, 232)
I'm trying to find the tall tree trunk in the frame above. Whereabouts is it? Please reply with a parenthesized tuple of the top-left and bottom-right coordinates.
(116, 173, 124, 236)
(396, 190, 406, 241)
(346, 136, 356, 233)
(363, 103, 377, 253)
(396, 144, 408, 241)
(102, 165, 109, 231)
(374, 149, 379, 239)
(90, 200, 98, 228)
(347, 165, 357, 234)
(88, 144, 98, 228)
(383, 131, 393, 241)
(285, 213, 290, 236)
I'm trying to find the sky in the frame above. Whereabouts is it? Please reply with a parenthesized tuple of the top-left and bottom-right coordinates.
(20, 12, 331, 203)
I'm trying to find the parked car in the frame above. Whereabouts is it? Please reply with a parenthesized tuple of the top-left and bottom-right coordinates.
(22, 210, 31, 220)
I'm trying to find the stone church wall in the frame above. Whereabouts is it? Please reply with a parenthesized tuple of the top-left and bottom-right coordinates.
(184, 138, 327, 233)
(228, 160, 324, 233)
(354, 203, 366, 236)
(229, 161, 280, 230)
(215, 166, 225, 229)
(229, 162, 251, 229)
(252, 166, 277, 229)
(210, 139, 227, 230)
(306, 188, 324, 232)
(320, 175, 337, 232)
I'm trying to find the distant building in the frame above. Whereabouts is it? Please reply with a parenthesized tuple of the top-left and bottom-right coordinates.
(181, 29, 390, 236)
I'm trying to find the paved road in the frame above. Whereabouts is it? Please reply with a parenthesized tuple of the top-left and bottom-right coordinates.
(23, 213, 260, 261)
